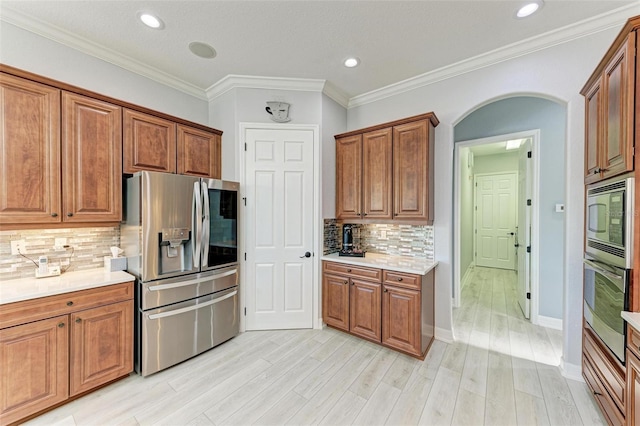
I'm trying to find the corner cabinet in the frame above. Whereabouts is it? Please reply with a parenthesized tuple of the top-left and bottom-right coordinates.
(0, 282, 133, 425)
(582, 27, 637, 184)
(335, 112, 438, 224)
(322, 260, 435, 358)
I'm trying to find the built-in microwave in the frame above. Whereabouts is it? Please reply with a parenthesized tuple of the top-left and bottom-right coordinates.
(585, 175, 634, 269)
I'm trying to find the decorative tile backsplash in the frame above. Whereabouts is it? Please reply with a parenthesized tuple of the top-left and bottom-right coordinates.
(0, 227, 120, 280)
(323, 219, 434, 259)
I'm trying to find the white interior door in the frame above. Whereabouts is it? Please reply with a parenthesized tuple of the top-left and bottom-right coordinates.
(244, 127, 314, 330)
(475, 173, 517, 270)
(517, 140, 532, 318)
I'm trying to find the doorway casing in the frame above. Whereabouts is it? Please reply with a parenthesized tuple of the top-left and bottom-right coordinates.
(453, 129, 541, 325)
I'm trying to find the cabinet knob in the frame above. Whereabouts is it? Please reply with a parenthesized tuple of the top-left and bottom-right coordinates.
(363, 213, 368, 216)
(58, 322, 65, 328)
(67, 301, 74, 306)
(593, 390, 602, 396)
(75, 318, 82, 323)
(67, 212, 73, 217)
(397, 277, 403, 282)
(384, 288, 388, 293)
(347, 269, 352, 272)
(343, 280, 348, 285)
(51, 212, 58, 217)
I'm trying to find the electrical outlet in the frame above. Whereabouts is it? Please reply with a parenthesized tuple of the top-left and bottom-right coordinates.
(54, 238, 67, 248)
(380, 230, 387, 239)
(10, 240, 26, 255)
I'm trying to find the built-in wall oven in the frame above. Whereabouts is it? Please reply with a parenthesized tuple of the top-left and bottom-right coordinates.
(583, 174, 634, 365)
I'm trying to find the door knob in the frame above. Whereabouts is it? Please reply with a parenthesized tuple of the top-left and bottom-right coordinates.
(507, 232, 515, 236)
(300, 251, 311, 258)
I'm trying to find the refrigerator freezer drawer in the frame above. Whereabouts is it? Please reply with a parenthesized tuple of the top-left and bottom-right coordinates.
(139, 286, 239, 376)
(141, 265, 238, 310)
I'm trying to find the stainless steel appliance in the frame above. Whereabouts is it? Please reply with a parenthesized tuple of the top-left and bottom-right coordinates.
(122, 171, 239, 376)
(585, 174, 634, 269)
(583, 255, 630, 364)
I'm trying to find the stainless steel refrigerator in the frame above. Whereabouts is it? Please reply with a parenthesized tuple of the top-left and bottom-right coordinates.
(122, 171, 240, 376)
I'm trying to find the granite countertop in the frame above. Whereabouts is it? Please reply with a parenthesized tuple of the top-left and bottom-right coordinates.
(0, 269, 135, 305)
(622, 311, 640, 333)
(321, 252, 437, 275)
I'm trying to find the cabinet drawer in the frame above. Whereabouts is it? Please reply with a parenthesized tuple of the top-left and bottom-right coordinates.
(583, 356, 624, 426)
(323, 261, 381, 281)
(583, 328, 625, 412)
(0, 282, 134, 329)
(383, 270, 421, 290)
(629, 324, 640, 361)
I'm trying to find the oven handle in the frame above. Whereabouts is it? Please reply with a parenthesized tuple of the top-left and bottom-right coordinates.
(146, 290, 237, 320)
(147, 269, 238, 291)
(583, 258, 625, 286)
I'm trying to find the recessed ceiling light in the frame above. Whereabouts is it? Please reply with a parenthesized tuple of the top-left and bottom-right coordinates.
(516, 2, 541, 18)
(189, 42, 217, 59)
(137, 12, 164, 29)
(344, 57, 360, 68)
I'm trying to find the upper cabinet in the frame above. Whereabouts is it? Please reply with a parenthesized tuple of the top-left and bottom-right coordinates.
(582, 31, 637, 184)
(335, 113, 438, 224)
(123, 110, 221, 179)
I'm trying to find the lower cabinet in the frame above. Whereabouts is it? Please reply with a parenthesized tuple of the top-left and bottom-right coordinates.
(322, 260, 434, 358)
(627, 348, 640, 426)
(0, 282, 133, 424)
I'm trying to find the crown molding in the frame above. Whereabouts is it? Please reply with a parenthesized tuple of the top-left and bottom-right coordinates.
(348, 3, 640, 109)
(205, 74, 349, 108)
(1, 6, 207, 100)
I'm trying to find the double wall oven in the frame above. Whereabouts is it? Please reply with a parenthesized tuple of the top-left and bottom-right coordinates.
(123, 171, 239, 376)
(584, 174, 633, 364)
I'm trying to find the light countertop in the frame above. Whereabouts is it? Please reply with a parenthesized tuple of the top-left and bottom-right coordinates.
(622, 311, 640, 333)
(321, 252, 437, 275)
(0, 269, 135, 305)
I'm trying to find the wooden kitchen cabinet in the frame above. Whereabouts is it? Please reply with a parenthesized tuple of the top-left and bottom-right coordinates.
(0, 73, 61, 225)
(335, 112, 438, 224)
(582, 31, 636, 184)
(0, 316, 69, 425)
(177, 124, 221, 179)
(627, 325, 640, 426)
(123, 109, 177, 174)
(62, 92, 122, 223)
(0, 282, 134, 424)
(322, 260, 434, 358)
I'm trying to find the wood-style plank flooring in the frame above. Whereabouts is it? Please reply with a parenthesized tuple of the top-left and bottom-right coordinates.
(25, 266, 604, 425)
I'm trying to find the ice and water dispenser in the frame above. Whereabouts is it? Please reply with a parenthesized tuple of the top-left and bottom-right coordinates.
(158, 228, 192, 274)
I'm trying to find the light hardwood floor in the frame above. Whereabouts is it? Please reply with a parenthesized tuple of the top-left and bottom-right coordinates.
(25, 266, 605, 425)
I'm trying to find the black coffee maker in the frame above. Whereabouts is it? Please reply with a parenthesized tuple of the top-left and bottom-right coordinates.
(339, 224, 365, 257)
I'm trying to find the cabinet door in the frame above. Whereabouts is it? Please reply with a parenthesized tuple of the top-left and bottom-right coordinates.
(362, 128, 392, 219)
(336, 134, 362, 219)
(123, 109, 176, 174)
(601, 34, 635, 181)
(177, 125, 221, 178)
(628, 351, 640, 426)
(350, 278, 381, 342)
(70, 300, 133, 396)
(584, 77, 602, 184)
(0, 316, 68, 424)
(382, 284, 421, 356)
(0, 74, 61, 224)
(62, 92, 122, 222)
(393, 119, 432, 222)
(322, 273, 349, 331)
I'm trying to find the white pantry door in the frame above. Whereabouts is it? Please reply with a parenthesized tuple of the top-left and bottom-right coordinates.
(244, 127, 314, 330)
(475, 173, 517, 270)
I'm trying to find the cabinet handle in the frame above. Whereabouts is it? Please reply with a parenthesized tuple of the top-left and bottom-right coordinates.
(397, 277, 403, 282)
(51, 212, 58, 217)
(58, 322, 65, 328)
(67, 212, 73, 217)
(347, 269, 352, 272)
(363, 213, 368, 216)
(593, 391, 602, 396)
(384, 288, 388, 292)
(75, 318, 81, 323)
(67, 301, 74, 306)
(343, 280, 348, 285)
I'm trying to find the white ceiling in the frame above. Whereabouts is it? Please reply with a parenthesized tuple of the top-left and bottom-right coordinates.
(2, 1, 639, 104)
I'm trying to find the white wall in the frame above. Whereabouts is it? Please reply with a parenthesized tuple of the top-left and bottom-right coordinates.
(321, 94, 347, 218)
(346, 23, 626, 372)
(473, 151, 519, 174)
(459, 147, 474, 282)
(1, 22, 208, 124)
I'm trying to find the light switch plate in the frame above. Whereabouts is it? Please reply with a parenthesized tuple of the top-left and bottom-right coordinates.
(555, 204, 565, 213)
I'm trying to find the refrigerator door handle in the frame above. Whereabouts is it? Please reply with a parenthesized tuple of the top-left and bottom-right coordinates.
(146, 290, 238, 320)
(192, 181, 203, 268)
(201, 182, 210, 267)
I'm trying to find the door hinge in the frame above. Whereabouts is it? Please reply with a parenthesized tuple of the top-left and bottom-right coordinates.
(243, 197, 247, 206)
(244, 307, 247, 316)
(526, 292, 531, 300)
(244, 143, 247, 151)
(244, 253, 247, 261)
(527, 199, 532, 206)
(527, 151, 532, 158)
(526, 246, 531, 253)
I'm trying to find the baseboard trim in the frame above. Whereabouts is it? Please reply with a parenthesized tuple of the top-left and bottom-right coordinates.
(560, 359, 584, 382)
(536, 315, 563, 330)
(461, 265, 473, 289)
(435, 326, 454, 343)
